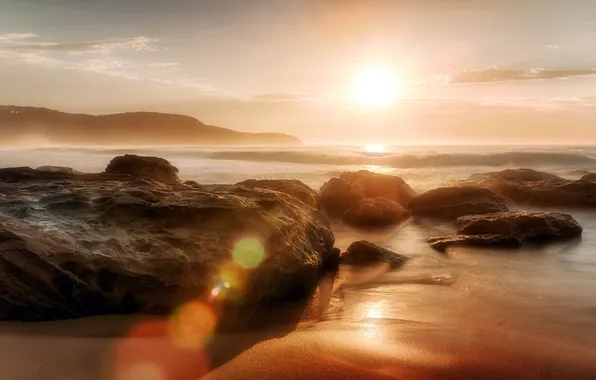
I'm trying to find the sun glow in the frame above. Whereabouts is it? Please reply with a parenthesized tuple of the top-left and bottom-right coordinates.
(351, 66, 405, 107)
(364, 144, 385, 153)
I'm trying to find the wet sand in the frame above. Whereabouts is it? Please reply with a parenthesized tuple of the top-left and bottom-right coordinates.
(3, 216, 596, 380)
(1, 313, 596, 380)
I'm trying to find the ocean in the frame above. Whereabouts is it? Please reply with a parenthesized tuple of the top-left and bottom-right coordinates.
(2, 144, 596, 370)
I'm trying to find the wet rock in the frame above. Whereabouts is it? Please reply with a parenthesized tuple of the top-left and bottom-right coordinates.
(427, 234, 522, 253)
(457, 211, 583, 240)
(465, 168, 596, 207)
(580, 173, 596, 182)
(341, 240, 407, 268)
(36, 165, 81, 174)
(237, 179, 317, 208)
(427, 211, 583, 251)
(343, 197, 409, 227)
(104, 154, 180, 184)
(0, 162, 335, 321)
(409, 186, 508, 220)
(318, 170, 416, 217)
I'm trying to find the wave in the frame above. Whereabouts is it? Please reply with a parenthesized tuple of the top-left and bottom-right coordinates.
(195, 150, 596, 168)
(30, 147, 596, 169)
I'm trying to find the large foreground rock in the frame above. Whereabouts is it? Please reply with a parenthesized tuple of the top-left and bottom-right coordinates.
(105, 154, 180, 184)
(465, 169, 596, 207)
(428, 211, 583, 252)
(409, 186, 508, 220)
(236, 179, 317, 208)
(343, 197, 409, 227)
(0, 160, 335, 321)
(341, 241, 407, 268)
(318, 170, 416, 217)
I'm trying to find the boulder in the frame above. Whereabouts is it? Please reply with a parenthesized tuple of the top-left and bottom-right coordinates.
(456, 211, 583, 240)
(236, 179, 317, 208)
(318, 170, 416, 217)
(427, 211, 583, 252)
(465, 169, 596, 207)
(0, 163, 335, 321)
(409, 186, 508, 220)
(104, 154, 180, 184)
(341, 240, 407, 268)
(580, 173, 596, 182)
(343, 197, 409, 227)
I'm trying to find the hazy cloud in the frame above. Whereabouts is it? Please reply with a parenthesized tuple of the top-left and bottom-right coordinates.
(148, 62, 179, 68)
(449, 67, 596, 83)
(1, 35, 157, 55)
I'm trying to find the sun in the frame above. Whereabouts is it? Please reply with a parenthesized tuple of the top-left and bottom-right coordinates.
(364, 144, 385, 153)
(351, 66, 405, 108)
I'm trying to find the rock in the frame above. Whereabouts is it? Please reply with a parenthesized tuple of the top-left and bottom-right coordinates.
(456, 211, 583, 241)
(466, 169, 596, 207)
(427, 211, 583, 252)
(317, 178, 366, 217)
(318, 170, 416, 217)
(36, 165, 81, 174)
(341, 240, 407, 268)
(427, 234, 522, 253)
(409, 186, 508, 220)
(236, 179, 317, 208)
(0, 163, 335, 321)
(580, 173, 596, 182)
(104, 154, 180, 184)
(343, 197, 409, 227)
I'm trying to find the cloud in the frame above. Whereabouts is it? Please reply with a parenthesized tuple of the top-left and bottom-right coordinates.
(0, 32, 158, 80)
(1, 35, 157, 55)
(148, 62, 179, 68)
(0, 33, 38, 41)
(449, 66, 596, 84)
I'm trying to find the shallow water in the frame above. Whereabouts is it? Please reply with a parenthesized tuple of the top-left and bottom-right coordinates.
(2, 144, 596, 378)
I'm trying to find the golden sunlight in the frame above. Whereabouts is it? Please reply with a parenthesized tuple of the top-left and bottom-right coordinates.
(364, 144, 385, 153)
(351, 66, 405, 107)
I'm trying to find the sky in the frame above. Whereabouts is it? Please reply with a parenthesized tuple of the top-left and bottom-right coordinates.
(1, 0, 596, 144)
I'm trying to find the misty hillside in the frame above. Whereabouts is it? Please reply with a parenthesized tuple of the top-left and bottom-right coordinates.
(0, 106, 302, 146)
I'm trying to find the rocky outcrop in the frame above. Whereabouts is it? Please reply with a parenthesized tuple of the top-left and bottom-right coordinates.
(0, 160, 336, 321)
(36, 165, 82, 174)
(428, 211, 583, 252)
(409, 186, 508, 220)
(318, 170, 416, 218)
(343, 197, 409, 227)
(580, 173, 596, 182)
(465, 168, 596, 207)
(236, 179, 317, 208)
(105, 154, 180, 184)
(341, 241, 407, 268)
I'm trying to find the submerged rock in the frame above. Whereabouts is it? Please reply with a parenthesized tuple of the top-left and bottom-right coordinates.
(427, 211, 583, 252)
(318, 170, 416, 217)
(343, 197, 409, 227)
(427, 234, 522, 253)
(466, 168, 596, 207)
(0, 162, 335, 321)
(341, 240, 407, 268)
(409, 186, 508, 220)
(236, 179, 317, 208)
(104, 154, 180, 184)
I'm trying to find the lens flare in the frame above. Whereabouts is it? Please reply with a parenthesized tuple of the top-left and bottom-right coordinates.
(169, 301, 216, 350)
(233, 237, 265, 269)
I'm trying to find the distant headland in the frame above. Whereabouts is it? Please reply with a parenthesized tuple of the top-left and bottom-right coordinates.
(0, 106, 302, 146)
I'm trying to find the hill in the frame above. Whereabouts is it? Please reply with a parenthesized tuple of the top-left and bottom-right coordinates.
(0, 106, 302, 146)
